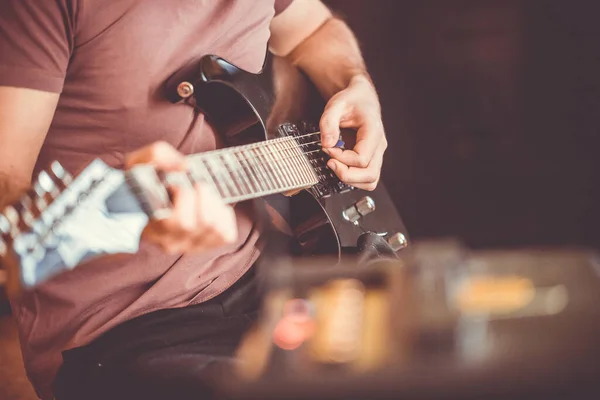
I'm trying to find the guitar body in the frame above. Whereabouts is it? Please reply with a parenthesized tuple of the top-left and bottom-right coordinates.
(1, 53, 409, 295)
(166, 53, 408, 258)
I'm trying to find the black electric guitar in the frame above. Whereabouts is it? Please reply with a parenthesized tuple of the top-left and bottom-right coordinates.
(0, 53, 408, 296)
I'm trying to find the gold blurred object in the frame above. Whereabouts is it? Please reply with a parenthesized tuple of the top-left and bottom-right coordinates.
(308, 279, 366, 364)
(453, 275, 535, 316)
(235, 290, 291, 381)
(353, 289, 391, 371)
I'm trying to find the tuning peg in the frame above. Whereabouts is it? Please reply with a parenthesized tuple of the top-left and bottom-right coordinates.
(0, 214, 10, 236)
(30, 183, 48, 212)
(38, 170, 61, 197)
(0, 213, 12, 256)
(18, 196, 35, 227)
(2, 205, 20, 236)
(50, 161, 73, 187)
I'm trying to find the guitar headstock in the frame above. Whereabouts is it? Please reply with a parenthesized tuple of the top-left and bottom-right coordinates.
(0, 159, 148, 297)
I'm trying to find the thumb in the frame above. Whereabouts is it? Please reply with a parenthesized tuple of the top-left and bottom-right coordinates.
(319, 100, 347, 148)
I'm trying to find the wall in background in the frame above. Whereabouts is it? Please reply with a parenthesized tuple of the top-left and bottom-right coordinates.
(324, 0, 600, 249)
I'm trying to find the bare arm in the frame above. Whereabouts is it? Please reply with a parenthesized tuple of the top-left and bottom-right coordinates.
(270, 0, 368, 99)
(0, 87, 59, 208)
(270, 0, 386, 191)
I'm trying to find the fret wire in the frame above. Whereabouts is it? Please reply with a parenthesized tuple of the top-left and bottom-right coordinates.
(270, 139, 320, 182)
(305, 149, 322, 181)
(214, 155, 239, 198)
(266, 141, 291, 188)
(220, 153, 247, 197)
(248, 148, 273, 193)
(229, 152, 255, 195)
(261, 143, 287, 189)
(294, 138, 317, 184)
(266, 142, 300, 189)
(187, 137, 321, 195)
(191, 139, 322, 173)
(188, 161, 207, 184)
(279, 139, 308, 186)
(285, 138, 309, 186)
(126, 133, 329, 211)
(273, 141, 299, 187)
(202, 156, 231, 199)
(252, 145, 272, 191)
(190, 160, 225, 197)
(239, 149, 266, 193)
(283, 139, 319, 184)
(275, 139, 304, 185)
(255, 146, 279, 191)
(251, 146, 275, 192)
(188, 155, 224, 196)
(289, 140, 315, 184)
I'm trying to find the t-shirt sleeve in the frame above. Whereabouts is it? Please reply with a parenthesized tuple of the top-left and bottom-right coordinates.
(274, 0, 294, 16)
(0, 0, 76, 93)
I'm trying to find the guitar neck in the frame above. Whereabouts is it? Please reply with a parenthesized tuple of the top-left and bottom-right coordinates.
(186, 137, 319, 203)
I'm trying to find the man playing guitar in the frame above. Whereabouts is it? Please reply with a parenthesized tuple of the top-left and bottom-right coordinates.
(0, 0, 387, 398)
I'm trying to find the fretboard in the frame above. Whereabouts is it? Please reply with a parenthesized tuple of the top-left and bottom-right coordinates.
(186, 137, 319, 203)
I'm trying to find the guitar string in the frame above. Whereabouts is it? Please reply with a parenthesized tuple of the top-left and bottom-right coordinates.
(193, 148, 329, 181)
(178, 148, 328, 194)
(17, 132, 339, 220)
(151, 128, 344, 197)
(193, 142, 323, 171)
(189, 132, 343, 173)
(183, 128, 346, 195)
(122, 145, 336, 202)
(186, 137, 329, 188)
(5, 133, 343, 236)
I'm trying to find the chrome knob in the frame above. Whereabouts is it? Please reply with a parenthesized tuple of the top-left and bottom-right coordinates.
(356, 196, 375, 216)
(387, 233, 408, 252)
(342, 196, 376, 224)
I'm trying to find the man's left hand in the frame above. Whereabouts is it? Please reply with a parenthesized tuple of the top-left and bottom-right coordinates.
(320, 75, 387, 191)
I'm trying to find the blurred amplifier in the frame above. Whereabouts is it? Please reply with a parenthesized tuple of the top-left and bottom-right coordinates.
(217, 241, 600, 400)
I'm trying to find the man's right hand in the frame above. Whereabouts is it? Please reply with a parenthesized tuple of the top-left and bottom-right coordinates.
(125, 141, 238, 254)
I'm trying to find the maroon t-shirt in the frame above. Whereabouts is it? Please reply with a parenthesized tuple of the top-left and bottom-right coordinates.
(0, 0, 293, 398)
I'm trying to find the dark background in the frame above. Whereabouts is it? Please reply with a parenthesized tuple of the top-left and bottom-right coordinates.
(324, 0, 600, 249)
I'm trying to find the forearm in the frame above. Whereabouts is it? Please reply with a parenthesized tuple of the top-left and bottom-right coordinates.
(286, 17, 372, 99)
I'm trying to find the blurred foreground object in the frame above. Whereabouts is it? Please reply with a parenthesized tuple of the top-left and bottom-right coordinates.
(0, 269, 9, 316)
(220, 241, 600, 400)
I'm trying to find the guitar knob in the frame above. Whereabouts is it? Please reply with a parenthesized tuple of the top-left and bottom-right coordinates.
(387, 233, 408, 252)
(342, 196, 375, 224)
